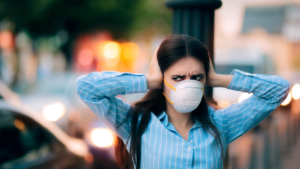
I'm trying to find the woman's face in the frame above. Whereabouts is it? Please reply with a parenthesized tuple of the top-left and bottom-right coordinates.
(163, 56, 206, 102)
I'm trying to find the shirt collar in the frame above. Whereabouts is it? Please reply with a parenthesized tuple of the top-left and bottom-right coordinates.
(157, 111, 167, 120)
(157, 111, 202, 128)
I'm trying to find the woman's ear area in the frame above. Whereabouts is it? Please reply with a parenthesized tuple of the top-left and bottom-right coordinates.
(162, 72, 165, 89)
(205, 55, 217, 87)
(162, 71, 174, 100)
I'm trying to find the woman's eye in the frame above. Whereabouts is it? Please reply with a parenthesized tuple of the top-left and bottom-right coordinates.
(173, 77, 182, 81)
(196, 76, 201, 80)
(191, 76, 202, 80)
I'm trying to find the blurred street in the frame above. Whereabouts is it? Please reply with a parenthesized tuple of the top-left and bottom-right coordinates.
(0, 0, 300, 169)
(228, 100, 300, 169)
(281, 138, 300, 169)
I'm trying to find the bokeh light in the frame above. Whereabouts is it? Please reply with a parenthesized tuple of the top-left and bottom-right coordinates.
(84, 153, 94, 163)
(121, 42, 140, 60)
(91, 128, 114, 147)
(79, 49, 94, 66)
(292, 84, 300, 100)
(281, 92, 292, 106)
(14, 119, 25, 132)
(104, 55, 120, 67)
(0, 30, 13, 50)
(103, 42, 120, 59)
(43, 102, 66, 121)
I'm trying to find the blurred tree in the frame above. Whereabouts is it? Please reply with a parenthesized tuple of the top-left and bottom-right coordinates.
(0, 0, 171, 67)
(131, 0, 172, 36)
(0, 0, 140, 37)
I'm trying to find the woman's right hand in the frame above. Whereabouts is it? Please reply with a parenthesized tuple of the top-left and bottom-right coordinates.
(146, 47, 163, 89)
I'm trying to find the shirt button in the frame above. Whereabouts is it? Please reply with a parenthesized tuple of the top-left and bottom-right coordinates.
(190, 140, 193, 143)
(188, 147, 192, 151)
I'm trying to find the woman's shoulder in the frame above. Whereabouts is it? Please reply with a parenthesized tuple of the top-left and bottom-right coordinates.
(207, 105, 215, 112)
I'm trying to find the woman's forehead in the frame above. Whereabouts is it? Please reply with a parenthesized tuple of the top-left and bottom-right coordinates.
(165, 57, 205, 75)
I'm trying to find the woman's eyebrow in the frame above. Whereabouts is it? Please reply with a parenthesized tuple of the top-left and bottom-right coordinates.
(191, 74, 204, 76)
(171, 74, 204, 77)
(171, 75, 185, 77)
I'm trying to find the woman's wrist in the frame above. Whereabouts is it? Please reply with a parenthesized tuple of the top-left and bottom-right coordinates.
(209, 74, 233, 88)
(145, 74, 163, 89)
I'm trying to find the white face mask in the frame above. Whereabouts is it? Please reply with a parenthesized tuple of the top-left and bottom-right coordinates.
(162, 79, 204, 113)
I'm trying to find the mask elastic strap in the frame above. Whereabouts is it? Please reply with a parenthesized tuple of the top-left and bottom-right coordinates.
(163, 79, 176, 91)
(162, 79, 175, 105)
(162, 92, 174, 105)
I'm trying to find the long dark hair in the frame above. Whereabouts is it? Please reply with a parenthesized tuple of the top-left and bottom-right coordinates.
(115, 34, 224, 169)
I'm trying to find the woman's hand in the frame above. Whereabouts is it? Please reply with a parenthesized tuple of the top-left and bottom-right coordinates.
(206, 56, 233, 88)
(146, 47, 163, 89)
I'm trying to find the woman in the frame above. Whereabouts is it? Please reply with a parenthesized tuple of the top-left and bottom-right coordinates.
(76, 35, 290, 169)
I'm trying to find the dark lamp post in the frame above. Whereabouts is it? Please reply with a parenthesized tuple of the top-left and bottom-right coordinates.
(165, 0, 222, 101)
(165, 1, 229, 168)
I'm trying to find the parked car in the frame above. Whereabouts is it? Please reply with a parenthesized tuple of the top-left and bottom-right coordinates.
(17, 72, 93, 137)
(0, 82, 90, 168)
(12, 73, 120, 168)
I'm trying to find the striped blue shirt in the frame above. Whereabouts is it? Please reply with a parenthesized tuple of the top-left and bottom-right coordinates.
(75, 69, 290, 169)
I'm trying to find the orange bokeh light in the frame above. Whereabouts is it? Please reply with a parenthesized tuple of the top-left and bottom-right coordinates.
(79, 49, 94, 66)
(0, 30, 13, 50)
(103, 42, 120, 59)
(121, 42, 140, 60)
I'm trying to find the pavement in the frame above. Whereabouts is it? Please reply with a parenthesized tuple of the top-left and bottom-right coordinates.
(280, 138, 300, 169)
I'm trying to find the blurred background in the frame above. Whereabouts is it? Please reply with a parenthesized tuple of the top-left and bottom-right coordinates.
(0, 0, 299, 169)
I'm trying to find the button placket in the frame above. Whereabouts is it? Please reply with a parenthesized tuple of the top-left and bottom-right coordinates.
(187, 129, 194, 169)
(188, 131, 194, 145)
(187, 142, 193, 169)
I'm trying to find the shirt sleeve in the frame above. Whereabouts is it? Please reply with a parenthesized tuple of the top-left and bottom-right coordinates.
(75, 71, 148, 141)
(209, 69, 290, 145)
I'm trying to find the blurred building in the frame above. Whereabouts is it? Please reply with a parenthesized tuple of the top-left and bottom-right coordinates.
(214, 2, 300, 169)
(215, 4, 300, 82)
(241, 5, 300, 81)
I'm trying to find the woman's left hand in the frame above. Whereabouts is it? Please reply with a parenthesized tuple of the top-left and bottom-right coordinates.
(206, 56, 233, 88)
